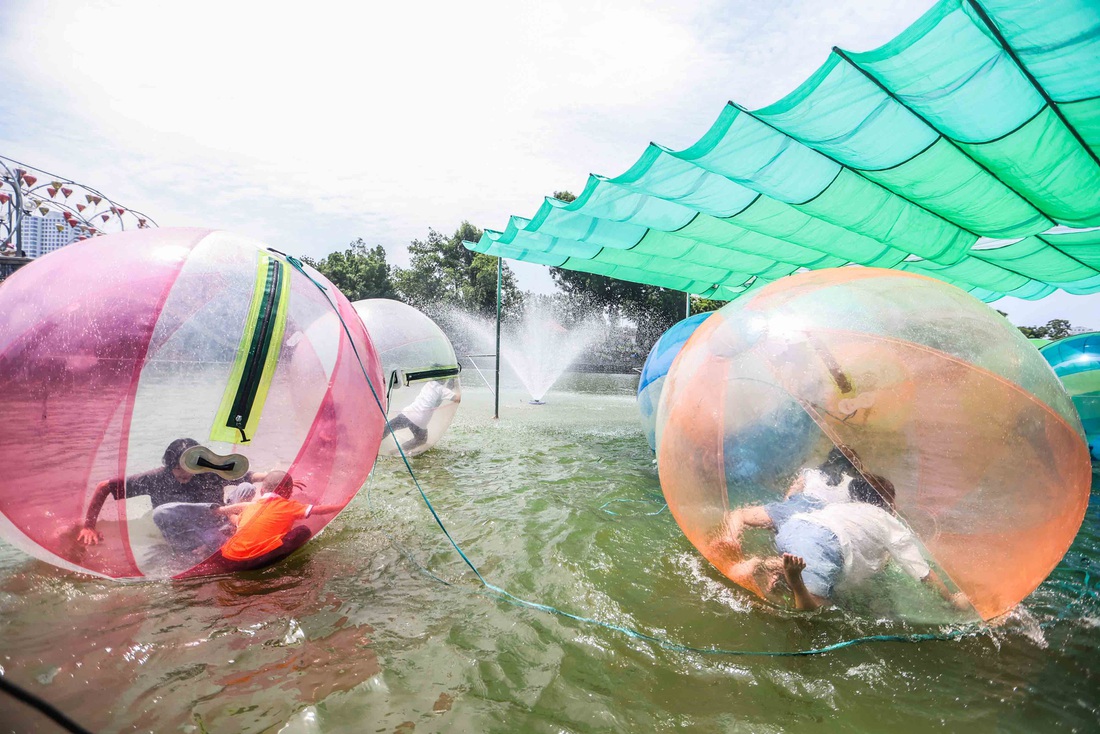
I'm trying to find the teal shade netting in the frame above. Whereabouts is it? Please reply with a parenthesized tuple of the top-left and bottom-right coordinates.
(464, 0, 1100, 303)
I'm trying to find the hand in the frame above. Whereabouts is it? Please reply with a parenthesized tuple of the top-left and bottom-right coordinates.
(950, 592, 970, 612)
(785, 472, 807, 498)
(77, 527, 103, 545)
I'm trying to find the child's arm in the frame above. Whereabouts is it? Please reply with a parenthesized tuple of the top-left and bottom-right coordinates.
(784, 471, 807, 498)
(886, 519, 970, 611)
(78, 479, 121, 544)
(308, 503, 347, 517)
(215, 503, 250, 517)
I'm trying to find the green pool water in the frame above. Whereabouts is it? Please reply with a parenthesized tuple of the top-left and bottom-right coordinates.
(1, 374, 1097, 733)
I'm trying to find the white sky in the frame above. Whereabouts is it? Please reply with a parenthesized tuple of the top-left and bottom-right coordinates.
(1, 0, 1095, 329)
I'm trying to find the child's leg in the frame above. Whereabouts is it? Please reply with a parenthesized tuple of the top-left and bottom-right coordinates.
(404, 423, 429, 450)
(152, 502, 224, 554)
(232, 526, 315, 571)
(775, 519, 842, 609)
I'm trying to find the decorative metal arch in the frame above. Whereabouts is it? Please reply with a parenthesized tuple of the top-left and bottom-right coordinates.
(0, 155, 159, 257)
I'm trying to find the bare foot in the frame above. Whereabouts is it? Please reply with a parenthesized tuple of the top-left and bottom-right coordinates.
(782, 552, 805, 580)
(782, 553, 825, 611)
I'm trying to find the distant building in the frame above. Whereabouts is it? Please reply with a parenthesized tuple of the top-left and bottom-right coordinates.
(1069, 325, 1094, 335)
(19, 211, 76, 258)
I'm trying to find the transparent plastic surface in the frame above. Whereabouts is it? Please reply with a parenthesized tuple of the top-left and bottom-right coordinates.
(1041, 332, 1100, 457)
(352, 299, 461, 457)
(656, 268, 1091, 621)
(637, 312, 711, 452)
(0, 229, 385, 579)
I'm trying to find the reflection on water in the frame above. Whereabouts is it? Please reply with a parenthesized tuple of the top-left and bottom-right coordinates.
(0, 373, 1098, 732)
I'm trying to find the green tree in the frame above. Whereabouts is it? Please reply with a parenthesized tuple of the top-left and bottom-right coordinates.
(393, 221, 523, 318)
(1044, 318, 1073, 340)
(690, 296, 728, 315)
(1017, 318, 1073, 340)
(1018, 324, 1048, 339)
(549, 268, 686, 344)
(301, 238, 396, 301)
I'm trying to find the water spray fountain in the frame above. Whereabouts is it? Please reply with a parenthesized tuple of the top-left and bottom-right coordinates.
(445, 299, 605, 405)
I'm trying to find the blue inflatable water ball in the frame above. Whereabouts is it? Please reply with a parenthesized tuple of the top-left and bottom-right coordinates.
(721, 387, 818, 493)
(637, 312, 712, 452)
(1040, 332, 1100, 455)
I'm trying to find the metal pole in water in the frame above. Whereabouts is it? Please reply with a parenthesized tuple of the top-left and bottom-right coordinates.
(494, 255, 502, 419)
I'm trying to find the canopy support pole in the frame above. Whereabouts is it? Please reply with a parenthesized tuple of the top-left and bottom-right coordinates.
(494, 256, 502, 420)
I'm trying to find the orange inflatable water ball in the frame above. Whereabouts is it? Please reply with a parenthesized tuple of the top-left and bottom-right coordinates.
(656, 268, 1091, 621)
(352, 299, 461, 457)
(0, 229, 385, 579)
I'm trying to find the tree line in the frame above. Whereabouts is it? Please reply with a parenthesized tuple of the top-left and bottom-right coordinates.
(1016, 318, 1074, 340)
(299, 191, 729, 349)
(299, 222, 523, 319)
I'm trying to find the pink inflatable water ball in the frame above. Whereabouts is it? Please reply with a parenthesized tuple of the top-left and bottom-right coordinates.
(0, 229, 385, 580)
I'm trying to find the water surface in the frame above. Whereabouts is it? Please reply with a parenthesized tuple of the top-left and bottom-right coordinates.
(1, 374, 1097, 732)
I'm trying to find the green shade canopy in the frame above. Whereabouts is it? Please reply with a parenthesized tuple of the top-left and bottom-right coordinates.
(465, 0, 1100, 302)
